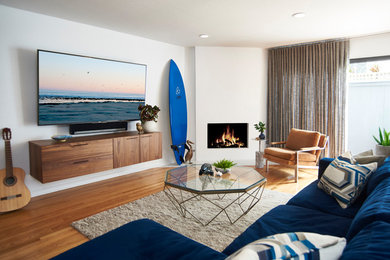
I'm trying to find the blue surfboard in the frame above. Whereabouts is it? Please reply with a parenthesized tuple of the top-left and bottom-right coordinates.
(169, 59, 187, 165)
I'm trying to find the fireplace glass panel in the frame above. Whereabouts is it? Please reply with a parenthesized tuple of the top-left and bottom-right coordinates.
(207, 123, 248, 148)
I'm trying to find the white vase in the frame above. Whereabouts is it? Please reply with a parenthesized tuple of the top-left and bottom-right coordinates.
(375, 144, 390, 157)
(215, 167, 231, 174)
(142, 121, 158, 133)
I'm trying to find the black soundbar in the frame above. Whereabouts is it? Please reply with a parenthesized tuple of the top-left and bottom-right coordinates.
(69, 122, 128, 135)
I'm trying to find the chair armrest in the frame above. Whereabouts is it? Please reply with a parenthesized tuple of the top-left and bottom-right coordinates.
(297, 146, 323, 152)
(269, 141, 287, 145)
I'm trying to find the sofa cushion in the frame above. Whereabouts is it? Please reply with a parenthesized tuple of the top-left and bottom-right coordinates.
(53, 218, 226, 260)
(222, 205, 352, 256)
(353, 149, 386, 167)
(287, 180, 362, 219)
(286, 128, 321, 154)
(227, 232, 346, 260)
(264, 147, 317, 161)
(318, 153, 377, 208)
(346, 177, 390, 240)
(341, 221, 390, 260)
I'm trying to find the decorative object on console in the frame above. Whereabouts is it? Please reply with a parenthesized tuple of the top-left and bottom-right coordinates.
(213, 159, 237, 174)
(138, 104, 160, 132)
(136, 123, 144, 134)
(0, 128, 31, 212)
(254, 121, 266, 140)
(51, 135, 72, 142)
(184, 140, 194, 164)
(318, 151, 377, 208)
(226, 232, 346, 260)
(373, 127, 390, 157)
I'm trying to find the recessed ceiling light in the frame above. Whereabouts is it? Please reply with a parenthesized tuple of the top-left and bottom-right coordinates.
(199, 34, 209, 39)
(292, 12, 305, 18)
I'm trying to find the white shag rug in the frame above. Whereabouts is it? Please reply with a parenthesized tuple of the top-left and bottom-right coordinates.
(72, 189, 292, 252)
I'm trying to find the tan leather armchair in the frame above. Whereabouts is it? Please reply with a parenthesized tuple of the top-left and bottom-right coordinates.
(263, 128, 329, 183)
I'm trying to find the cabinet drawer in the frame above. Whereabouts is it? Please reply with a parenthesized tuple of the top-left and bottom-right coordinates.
(41, 139, 113, 163)
(41, 154, 113, 183)
(113, 136, 140, 168)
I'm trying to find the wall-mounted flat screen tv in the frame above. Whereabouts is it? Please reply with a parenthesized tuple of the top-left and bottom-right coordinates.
(37, 50, 146, 126)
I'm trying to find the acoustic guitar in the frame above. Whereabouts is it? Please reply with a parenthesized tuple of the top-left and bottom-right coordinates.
(0, 128, 31, 212)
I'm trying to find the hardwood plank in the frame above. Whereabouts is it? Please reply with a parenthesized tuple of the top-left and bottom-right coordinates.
(0, 165, 316, 259)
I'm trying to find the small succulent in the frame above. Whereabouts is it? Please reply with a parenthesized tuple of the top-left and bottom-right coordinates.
(373, 127, 390, 146)
(213, 159, 237, 170)
(254, 121, 266, 133)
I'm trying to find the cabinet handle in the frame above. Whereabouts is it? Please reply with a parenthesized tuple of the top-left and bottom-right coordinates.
(72, 160, 89, 164)
(126, 137, 138, 140)
(70, 143, 89, 147)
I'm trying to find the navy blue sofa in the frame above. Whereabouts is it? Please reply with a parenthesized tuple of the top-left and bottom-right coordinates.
(54, 157, 390, 259)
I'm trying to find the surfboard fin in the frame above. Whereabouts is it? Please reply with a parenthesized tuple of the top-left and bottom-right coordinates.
(171, 144, 185, 163)
(171, 145, 179, 152)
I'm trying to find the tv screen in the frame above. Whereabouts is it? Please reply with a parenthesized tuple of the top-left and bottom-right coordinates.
(37, 50, 146, 126)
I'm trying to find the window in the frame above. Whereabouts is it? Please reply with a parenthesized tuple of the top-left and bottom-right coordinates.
(347, 56, 390, 154)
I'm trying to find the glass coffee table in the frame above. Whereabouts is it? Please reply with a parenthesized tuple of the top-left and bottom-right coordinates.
(164, 165, 266, 226)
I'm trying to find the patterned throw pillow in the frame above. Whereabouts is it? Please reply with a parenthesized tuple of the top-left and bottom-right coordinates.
(353, 149, 386, 167)
(226, 232, 346, 260)
(318, 152, 377, 208)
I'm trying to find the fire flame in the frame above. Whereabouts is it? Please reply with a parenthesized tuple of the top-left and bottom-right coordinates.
(213, 125, 244, 148)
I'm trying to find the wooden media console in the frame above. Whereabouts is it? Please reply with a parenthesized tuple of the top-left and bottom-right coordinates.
(29, 131, 162, 183)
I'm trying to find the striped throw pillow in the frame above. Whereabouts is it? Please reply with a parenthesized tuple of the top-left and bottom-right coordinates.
(227, 232, 346, 260)
(318, 152, 377, 208)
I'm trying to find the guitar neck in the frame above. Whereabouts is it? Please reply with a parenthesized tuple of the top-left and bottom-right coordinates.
(4, 140, 14, 178)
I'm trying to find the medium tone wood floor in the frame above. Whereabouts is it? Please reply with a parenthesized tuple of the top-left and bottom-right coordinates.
(0, 165, 317, 260)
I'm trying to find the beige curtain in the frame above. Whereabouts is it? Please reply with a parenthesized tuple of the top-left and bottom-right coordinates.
(267, 39, 349, 157)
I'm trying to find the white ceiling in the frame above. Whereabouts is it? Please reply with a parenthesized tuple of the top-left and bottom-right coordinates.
(1, 0, 390, 48)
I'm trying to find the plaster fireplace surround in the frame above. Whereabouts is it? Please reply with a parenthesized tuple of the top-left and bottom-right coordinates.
(207, 123, 248, 149)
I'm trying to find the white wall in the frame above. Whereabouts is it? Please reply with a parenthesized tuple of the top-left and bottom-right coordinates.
(0, 5, 187, 196)
(184, 47, 196, 159)
(350, 33, 390, 59)
(195, 47, 267, 164)
(347, 33, 390, 154)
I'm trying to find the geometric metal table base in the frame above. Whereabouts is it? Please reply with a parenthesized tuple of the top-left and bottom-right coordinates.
(163, 182, 266, 226)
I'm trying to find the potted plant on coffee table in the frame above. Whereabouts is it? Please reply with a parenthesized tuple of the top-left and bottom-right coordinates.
(213, 159, 237, 174)
(254, 121, 266, 140)
(138, 104, 160, 132)
(373, 127, 390, 157)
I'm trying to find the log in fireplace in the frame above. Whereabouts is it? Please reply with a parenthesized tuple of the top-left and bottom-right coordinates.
(207, 123, 248, 148)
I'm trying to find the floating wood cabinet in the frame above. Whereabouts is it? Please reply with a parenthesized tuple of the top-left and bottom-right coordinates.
(140, 133, 162, 162)
(29, 132, 162, 183)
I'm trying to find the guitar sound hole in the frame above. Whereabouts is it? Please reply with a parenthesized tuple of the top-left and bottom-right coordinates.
(4, 176, 17, 186)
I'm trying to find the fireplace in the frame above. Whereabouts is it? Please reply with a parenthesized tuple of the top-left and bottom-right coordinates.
(207, 123, 248, 148)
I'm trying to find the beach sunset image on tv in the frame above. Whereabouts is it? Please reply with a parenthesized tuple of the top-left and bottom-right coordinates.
(38, 50, 146, 125)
